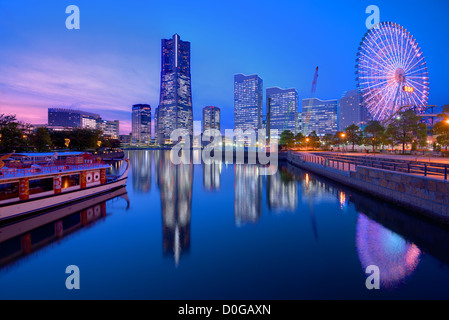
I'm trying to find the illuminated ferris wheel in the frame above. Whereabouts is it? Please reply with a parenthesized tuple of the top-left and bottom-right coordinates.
(356, 22, 429, 123)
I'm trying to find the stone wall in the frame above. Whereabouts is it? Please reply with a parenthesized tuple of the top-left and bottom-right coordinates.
(350, 167, 449, 220)
(283, 152, 449, 223)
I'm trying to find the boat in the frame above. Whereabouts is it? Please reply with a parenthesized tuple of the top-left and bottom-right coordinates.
(0, 152, 130, 222)
(0, 187, 129, 268)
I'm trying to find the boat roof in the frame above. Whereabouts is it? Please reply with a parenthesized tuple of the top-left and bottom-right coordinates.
(12, 152, 85, 157)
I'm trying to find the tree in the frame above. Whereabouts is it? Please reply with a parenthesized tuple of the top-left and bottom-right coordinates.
(363, 120, 385, 153)
(333, 131, 347, 151)
(433, 105, 449, 151)
(321, 134, 334, 151)
(388, 109, 425, 154)
(279, 130, 294, 148)
(69, 128, 103, 150)
(383, 124, 396, 151)
(294, 132, 304, 148)
(0, 114, 28, 153)
(307, 131, 321, 150)
(49, 128, 103, 151)
(30, 127, 53, 152)
(344, 124, 363, 152)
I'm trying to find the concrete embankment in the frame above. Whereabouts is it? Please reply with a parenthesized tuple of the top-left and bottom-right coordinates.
(279, 152, 449, 223)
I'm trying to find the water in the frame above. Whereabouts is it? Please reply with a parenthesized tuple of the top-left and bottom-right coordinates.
(1, 149, 449, 299)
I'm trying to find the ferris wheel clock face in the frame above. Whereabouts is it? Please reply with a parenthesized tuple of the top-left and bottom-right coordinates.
(356, 22, 429, 123)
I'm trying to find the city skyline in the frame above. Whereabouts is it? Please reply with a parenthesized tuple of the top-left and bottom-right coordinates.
(1, 0, 448, 135)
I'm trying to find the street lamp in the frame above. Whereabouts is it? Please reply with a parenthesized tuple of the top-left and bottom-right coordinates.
(306, 138, 310, 152)
(340, 133, 346, 152)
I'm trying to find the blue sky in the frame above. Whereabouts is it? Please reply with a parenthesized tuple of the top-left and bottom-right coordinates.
(0, 0, 448, 134)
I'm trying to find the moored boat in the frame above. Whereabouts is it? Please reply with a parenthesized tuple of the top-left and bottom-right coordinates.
(0, 152, 129, 221)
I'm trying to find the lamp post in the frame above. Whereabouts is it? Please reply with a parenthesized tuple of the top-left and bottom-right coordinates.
(306, 138, 310, 152)
(341, 133, 346, 152)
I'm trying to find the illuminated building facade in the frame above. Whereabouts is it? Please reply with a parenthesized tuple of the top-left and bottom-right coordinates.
(132, 104, 151, 145)
(266, 87, 298, 137)
(48, 108, 101, 129)
(234, 74, 263, 134)
(202, 106, 221, 132)
(301, 98, 338, 136)
(338, 89, 369, 131)
(157, 34, 193, 144)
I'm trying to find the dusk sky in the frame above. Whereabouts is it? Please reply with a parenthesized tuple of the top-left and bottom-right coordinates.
(1, 0, 448, 134)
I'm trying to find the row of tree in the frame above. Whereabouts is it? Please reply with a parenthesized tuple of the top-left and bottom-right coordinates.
(0, 114, 120, 153)
(280, 106, 449, 153)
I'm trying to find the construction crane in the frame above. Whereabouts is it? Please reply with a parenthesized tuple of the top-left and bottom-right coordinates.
(311, 66, 319, 98)
(304, 67, 319, 135)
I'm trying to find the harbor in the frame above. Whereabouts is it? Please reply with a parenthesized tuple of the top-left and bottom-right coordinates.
(1, 150, 449, 299)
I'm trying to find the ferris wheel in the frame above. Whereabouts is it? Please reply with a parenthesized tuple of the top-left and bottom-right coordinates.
(356, 22, 429, 124)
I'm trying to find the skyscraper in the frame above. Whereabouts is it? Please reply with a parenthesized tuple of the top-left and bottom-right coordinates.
(234, 74, 263, 134)
(132, 104, 151, 145)
(266, 87, 298, 137)
(157, 34, 193, 144)
(338, 89, 370, 131)
(202, 106, 221, 132)
(301, 98, 338, 136)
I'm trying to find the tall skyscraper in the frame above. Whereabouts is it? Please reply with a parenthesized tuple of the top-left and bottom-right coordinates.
(132, 104, 151, 145)
(338, 89, 370, 131)
(301, 98, 338, 136)
(157, 34, 193, 144)
(266, 87, 298, 137)
(234, 74, 263, 134)
(202, 106, 221, 132)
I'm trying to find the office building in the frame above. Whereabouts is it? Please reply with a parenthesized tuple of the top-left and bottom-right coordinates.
(48, 108, 101, 129)
(301, 98, 338, 136)
(234, 74, 263, 134)
(98, 120, 120, 139)
(202, 106, 221, 132)
(157, 34, 193, 144)
(266, 87, 298, 137)
(132, 104, 152, 145)
(338, 89, 370, 131)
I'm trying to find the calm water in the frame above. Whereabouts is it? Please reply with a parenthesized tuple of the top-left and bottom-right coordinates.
(1, 149, 449, 299)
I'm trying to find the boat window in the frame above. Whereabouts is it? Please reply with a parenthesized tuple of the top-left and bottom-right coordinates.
(62, 174, 80, 189)
(29, 178, 54, 195)
(0, 182, 19, 200)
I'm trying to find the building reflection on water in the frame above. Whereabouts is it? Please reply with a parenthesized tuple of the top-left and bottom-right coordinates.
(156, 151, 193, 266)
(131, 150, 152, 193)
(0, 187, 129, 270)
(234, 164, 262, 226)
(203, 162, 221, 192)
(280, 162, 449, 289)
(267, 168, 297, 212)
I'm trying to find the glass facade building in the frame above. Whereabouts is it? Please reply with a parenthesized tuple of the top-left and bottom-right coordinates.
(98, 120, 120, 139)
(157, 34, 193, 144)
(338, 89, 370, 131)
(132, 104, 152, 145)
(301, 98, 338, 136)
(48, 108, 101, 129)
(266, 87, 298, 137)
(202, 106, 221, 133)
(234, 74, 263, 134)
